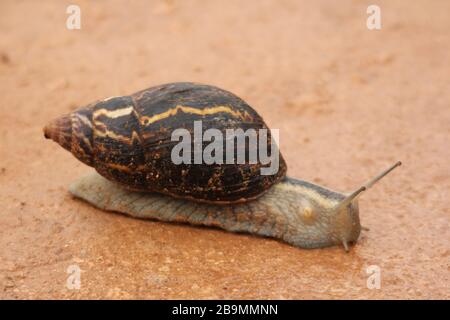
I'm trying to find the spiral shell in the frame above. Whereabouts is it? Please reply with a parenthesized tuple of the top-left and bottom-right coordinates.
(44, 82, 287, 203)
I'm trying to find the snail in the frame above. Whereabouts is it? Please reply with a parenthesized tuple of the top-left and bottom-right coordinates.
(44, 82, 401, 251)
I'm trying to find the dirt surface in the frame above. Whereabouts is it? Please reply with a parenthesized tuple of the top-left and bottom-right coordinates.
(1, 0, 449, 299)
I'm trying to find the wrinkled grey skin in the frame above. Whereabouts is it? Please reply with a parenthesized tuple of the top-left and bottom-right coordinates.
(70, 172, 362, 250)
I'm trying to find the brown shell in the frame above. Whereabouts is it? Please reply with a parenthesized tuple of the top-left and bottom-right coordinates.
(44, 82, 287, 204)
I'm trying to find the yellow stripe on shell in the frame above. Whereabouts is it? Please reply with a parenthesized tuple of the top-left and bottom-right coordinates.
(103, 96, 120, 102)
(93, 128, 142, 145)
(92, 107, 142, 145)
(105, 163, 147, 173)
(139, 105, 249, 126)
(93, 106, 134, 119)
(74, 113, 93, 128)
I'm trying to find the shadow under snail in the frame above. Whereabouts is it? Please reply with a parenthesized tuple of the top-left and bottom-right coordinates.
(44, 82, 401, 251)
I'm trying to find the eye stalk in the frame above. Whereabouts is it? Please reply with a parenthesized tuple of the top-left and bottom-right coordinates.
(337, 161, 402, 252)
(338, 161, 402, 210)
(363, 161, 402, 189)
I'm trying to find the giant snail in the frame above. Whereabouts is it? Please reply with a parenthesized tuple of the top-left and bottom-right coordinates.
(44, 82, 401, 251)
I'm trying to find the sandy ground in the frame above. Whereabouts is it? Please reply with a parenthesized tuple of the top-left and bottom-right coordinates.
(0, 0, 449, 299)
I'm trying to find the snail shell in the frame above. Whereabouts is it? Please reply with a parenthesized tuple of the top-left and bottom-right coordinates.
(44, 82, 287, 204)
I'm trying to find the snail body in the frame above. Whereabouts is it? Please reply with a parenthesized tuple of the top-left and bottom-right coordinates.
(69, 173, 360, 249)
(45, 82, 401, 251)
